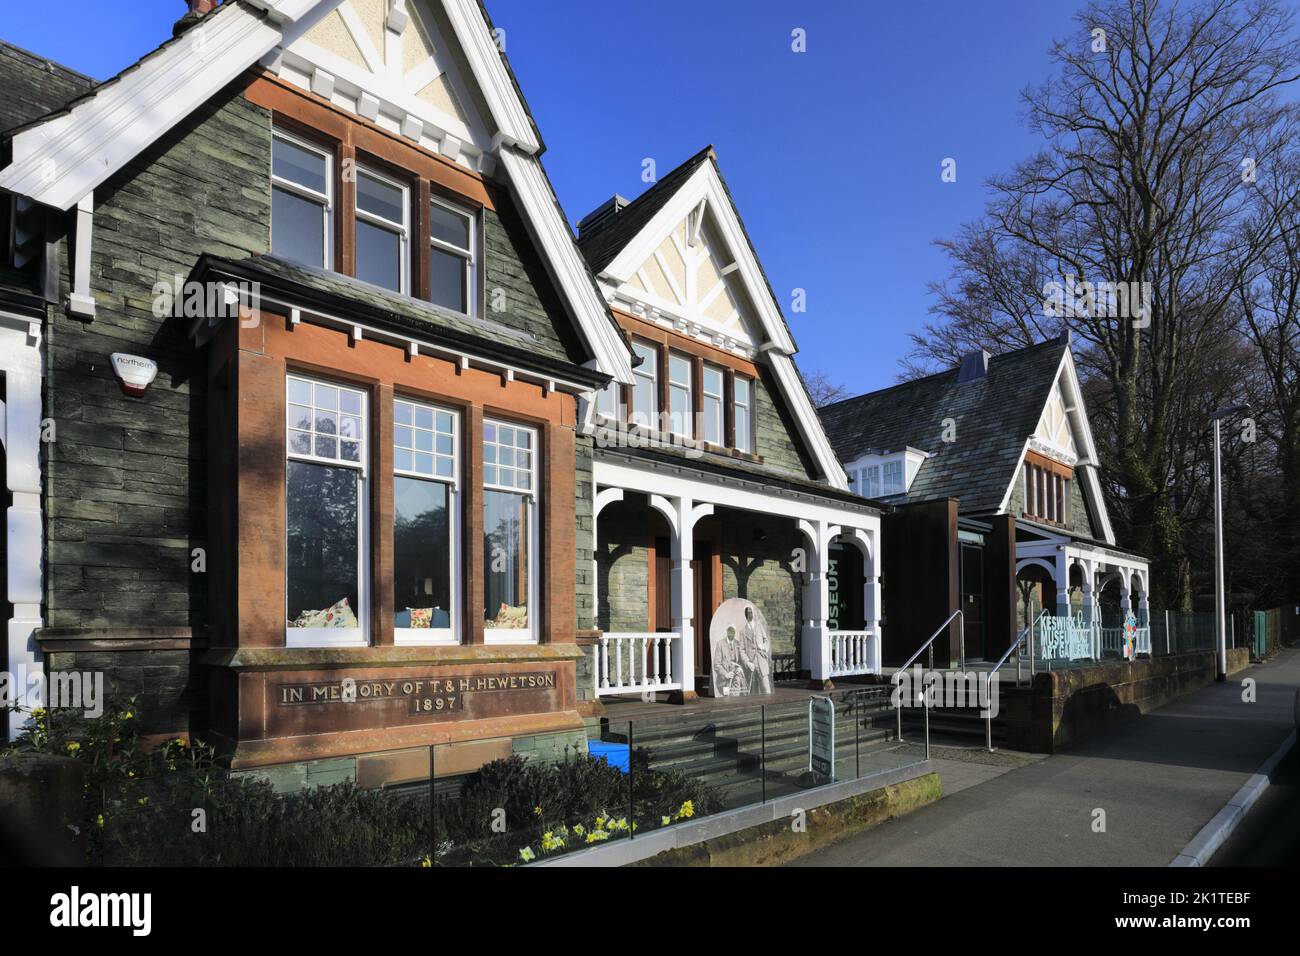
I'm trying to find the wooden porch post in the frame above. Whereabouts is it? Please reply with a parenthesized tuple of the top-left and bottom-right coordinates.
(668, 495, 697, 700)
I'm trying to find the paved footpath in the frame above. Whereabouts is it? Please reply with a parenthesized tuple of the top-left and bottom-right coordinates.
(792, 647, 1300, 866)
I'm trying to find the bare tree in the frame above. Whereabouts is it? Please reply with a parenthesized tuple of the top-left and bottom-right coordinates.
(804, 370, 851, 407)
(916, 0, 1300, 608)
(1233, 148, 1300, 599)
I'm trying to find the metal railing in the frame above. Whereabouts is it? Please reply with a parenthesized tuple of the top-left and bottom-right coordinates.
(892, 609, 962, 758)
(983, 610, 1048, 751)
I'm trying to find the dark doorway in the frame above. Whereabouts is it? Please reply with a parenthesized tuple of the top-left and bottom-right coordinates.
(960, 542, 987, 661)
(828, 543, 865, 630)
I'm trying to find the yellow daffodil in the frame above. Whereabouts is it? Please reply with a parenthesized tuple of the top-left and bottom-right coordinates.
(65, 742, 80, 754)
(421, 856, 432, 868)
(676, 800, 695, 820)
(96, 814, 105, 829)
(519, 846, 536, 862)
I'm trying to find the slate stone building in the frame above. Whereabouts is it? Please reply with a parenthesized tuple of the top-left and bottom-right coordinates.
(0, 0, 884, 787)
(820, 336, 1151, 669)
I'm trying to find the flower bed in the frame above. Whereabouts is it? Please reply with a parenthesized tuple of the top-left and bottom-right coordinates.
(3, 698, 719, 866)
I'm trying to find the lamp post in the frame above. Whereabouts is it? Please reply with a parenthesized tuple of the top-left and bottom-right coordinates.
(1211, 403, 1250, 681)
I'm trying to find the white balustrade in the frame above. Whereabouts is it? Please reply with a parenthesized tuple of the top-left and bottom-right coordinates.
(596, 632, 683, 697)
(828, 629, 880, 677)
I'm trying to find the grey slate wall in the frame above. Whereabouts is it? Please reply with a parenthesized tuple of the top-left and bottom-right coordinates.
(46, 85, 272, 629)
(754, 366, 817, 480)
(718, 511, 802, 660)
(596, 500, 651, 633)
(484, 200, 588, 365)
(1071, 470, 1096, 538)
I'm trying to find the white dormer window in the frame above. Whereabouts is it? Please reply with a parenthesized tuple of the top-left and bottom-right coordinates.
(882, 460, 904, 496)
(863, 465, 881, 497)
(850, 447, 929, 499)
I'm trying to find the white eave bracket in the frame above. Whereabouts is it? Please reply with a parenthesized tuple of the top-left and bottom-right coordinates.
(66, 192, 96, 319)
(386, 0, 410, 33)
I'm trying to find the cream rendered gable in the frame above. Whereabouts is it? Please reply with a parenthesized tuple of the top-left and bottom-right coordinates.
(1031, 377, 1080, 464)
(277, 0, 493, 172)
(621, 206, 763, 355)
(591, 159, 847, 488)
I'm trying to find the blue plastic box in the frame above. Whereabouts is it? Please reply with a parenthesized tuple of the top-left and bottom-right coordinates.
(587, 739, 630, 774)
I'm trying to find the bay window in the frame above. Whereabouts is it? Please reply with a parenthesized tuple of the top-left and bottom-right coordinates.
(429, 197, 476, 314)
(285, 375, 368, 646)
(393, 398, 458, 644)
(482, 420, 538, 643)
(702, 365, 724, 444)
(272, 130, 332, 268)
(668, 352, 693, 437)
(631, 341, 659, 429)
(355, 167, 409, 293)
(734, 375, 753, 452)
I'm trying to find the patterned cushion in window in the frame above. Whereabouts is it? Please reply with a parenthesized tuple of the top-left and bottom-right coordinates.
(486, 602, 528, 628)
(289, 597, 358, 629)
(408, 607, 433, 629)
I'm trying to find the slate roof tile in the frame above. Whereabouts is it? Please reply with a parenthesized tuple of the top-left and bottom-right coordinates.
(818, 338, 1067, 513)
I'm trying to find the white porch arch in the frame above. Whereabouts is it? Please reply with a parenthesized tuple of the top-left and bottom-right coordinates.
(593, 454, 882, 693)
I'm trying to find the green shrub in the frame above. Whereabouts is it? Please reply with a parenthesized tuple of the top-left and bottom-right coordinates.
(6, 699, 720, 866)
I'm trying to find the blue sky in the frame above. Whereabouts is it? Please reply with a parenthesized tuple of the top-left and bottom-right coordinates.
(1, 0, 1086, 390)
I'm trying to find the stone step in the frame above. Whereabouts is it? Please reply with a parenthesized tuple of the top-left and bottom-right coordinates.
(605, 692, 893, 747)
(637, 720, 896, 779)
(658, 731, 898, 795)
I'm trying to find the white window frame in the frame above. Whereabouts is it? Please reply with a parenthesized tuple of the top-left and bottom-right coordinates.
(285, 374, 369, 648)
(428, 194, 478, 316)
(668, 352, 693, 439)
(882, 459, 904, 496)
(272, 128, 333, 269)
(482, 419, 539, 645)
(863, 464, 881, 498)
(354, 164, 410, 294)
(734, 375, 754, 452)
(595, 380, 620, 421)
(393, 397, 460, 646)
(631, 341, 659, 430)
(702, 364, 724, 445)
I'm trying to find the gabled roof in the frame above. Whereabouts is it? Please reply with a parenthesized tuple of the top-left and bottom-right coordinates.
(0, 0, 633, 385)
(0, 41, 97, 137)
(819, 338, 1069, 514)
(577, 145, 715, 276)
(576, 147, 848, 489)
(578, 147, 797, 355)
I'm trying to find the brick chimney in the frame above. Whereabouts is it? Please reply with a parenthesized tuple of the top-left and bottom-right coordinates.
(174, 0, 221, 37)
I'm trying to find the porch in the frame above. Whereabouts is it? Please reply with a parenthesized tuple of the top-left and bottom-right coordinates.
(1014, 534, 1152, 665)
(591, 450, 883, 699)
